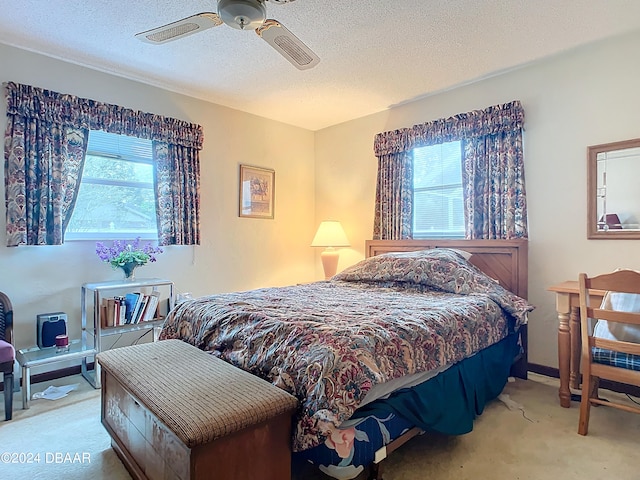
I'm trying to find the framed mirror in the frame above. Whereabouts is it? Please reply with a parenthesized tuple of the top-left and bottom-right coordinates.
(588, 138, 640, 239)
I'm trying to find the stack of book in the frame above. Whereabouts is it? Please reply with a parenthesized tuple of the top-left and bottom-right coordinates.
(100, 291, 161, 327)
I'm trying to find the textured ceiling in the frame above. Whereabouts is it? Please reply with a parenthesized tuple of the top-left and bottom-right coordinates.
(1, 0, 640, 130)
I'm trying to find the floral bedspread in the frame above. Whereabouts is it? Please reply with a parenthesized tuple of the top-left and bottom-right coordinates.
(159, 249, 534, 452)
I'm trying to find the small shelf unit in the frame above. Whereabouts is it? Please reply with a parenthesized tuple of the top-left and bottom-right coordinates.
(81, 277, 174, 388)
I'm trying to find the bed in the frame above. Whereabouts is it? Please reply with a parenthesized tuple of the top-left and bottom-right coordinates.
(159, 239, 533, 479)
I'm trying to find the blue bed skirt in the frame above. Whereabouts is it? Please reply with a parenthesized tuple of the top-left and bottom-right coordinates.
(295, 332, 520, 479)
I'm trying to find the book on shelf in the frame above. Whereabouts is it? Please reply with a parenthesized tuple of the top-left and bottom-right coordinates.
(100, 302, 108, 328)
(113, 298, 120, 326)
(101, 297, 129, 327)
(116, 296, 126, 326)
(103, 298, 116, 327)
(134, 294, 150, 323)
(124, 293, 140, 324)
(130, 293, 147, 324)
(142, 291, 161, 321)
(98, 290, 166, 328)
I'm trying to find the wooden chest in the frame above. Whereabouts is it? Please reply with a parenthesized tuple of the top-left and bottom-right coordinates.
(98, 340, 298, 480)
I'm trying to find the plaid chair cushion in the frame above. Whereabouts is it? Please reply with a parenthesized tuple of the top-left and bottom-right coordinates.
(592, 347, 640, 372)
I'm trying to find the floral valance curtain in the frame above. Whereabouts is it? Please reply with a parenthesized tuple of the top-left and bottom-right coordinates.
(372, 100, 527, 240)
(373, 101, 524, 156)
(5, 82, 203, 149)
(4, 81, 203, 246)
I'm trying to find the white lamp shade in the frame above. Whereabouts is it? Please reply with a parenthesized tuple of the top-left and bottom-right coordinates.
(311, 221, 350, 247)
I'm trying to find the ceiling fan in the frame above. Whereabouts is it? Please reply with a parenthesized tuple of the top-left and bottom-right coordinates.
(135, 0, 320, 70)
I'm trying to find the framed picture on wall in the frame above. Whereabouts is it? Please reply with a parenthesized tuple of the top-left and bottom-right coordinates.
(239, 164, 275, 219)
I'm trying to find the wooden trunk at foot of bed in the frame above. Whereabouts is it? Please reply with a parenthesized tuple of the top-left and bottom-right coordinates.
(365, 239, 529, 379)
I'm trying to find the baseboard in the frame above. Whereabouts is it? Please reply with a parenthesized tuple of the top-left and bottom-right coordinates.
(0, 363, 95, 392)
(527, 363, 557, 378)
(528, 362, 640, 398)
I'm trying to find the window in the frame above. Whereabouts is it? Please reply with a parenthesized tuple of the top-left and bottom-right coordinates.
(413, 141, 464, 238)
(65, 131, 158, 240)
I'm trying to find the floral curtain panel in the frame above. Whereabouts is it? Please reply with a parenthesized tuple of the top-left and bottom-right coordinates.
(4, 81, 203, 246)
(372, 151, 413, 240)
(462, 131, 528, 239)
(4, 118, 87, 246)
(372, 100, 527, 240)
(153, 142, 201, 246)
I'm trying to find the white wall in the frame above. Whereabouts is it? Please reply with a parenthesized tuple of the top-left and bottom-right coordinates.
(0, 44, 317, 353)
(315, 30, 640, 369)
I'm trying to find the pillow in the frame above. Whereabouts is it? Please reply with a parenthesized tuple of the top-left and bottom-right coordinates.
(334, 248, 534, 326)
(446, 248, 472, 261)
(385, 248, 472, 261)
(333, 248, 477, 291)
(593, 290, 640, 343)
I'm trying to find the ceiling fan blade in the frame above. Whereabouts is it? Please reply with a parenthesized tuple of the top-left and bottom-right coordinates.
(135, 12, 223, 44)
(256, 19, 320, 70)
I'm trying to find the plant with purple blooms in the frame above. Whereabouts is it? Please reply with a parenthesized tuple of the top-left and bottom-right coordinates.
(96, 237, 163, 270)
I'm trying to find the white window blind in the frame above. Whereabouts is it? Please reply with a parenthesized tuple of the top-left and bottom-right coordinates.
(413, 141, 465, 238)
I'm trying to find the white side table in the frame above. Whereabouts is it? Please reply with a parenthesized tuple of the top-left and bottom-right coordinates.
(15, 340, 97, 409)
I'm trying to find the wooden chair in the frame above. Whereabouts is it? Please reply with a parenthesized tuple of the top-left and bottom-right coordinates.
(578, 270, 640, 435)
(0, 292, 15, 421)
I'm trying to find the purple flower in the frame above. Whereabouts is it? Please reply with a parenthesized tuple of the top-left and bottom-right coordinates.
(96, 237, 163, 269)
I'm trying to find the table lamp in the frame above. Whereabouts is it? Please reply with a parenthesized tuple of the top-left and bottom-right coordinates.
(311, 221, 350, 280)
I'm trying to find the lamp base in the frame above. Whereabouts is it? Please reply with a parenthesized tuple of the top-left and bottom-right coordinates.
(320, 248, 340, 280)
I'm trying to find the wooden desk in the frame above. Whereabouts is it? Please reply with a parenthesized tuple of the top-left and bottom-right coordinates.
(548, 281, 606, 408)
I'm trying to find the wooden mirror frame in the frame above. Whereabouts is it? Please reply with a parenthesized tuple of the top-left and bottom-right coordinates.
(587, 138, 640, 239)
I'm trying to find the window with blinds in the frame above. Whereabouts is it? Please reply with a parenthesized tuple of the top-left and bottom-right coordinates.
(413, 141, 465, 238)
(65, 130, 158, 240)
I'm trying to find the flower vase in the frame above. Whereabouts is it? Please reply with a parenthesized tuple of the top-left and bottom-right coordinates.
(121, 262, 139, 281)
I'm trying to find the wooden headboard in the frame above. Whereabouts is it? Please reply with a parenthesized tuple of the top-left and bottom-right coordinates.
(365, 239, 528, 300)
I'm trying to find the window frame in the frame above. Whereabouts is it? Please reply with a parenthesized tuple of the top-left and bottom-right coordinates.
(412, 141, 465, 239)
(64, 132, 159, 242)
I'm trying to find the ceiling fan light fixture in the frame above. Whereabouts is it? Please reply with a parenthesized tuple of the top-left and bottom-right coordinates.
(136, 0, 319, 70)
(218, 0, 267, 30)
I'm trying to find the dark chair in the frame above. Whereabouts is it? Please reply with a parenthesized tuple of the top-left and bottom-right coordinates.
(0, 292, 15, 420)
(577, 270, 640, 435)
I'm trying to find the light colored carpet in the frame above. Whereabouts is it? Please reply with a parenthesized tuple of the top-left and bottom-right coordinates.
(1, 373, 639, 479)
(0, 376, 128, 479)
